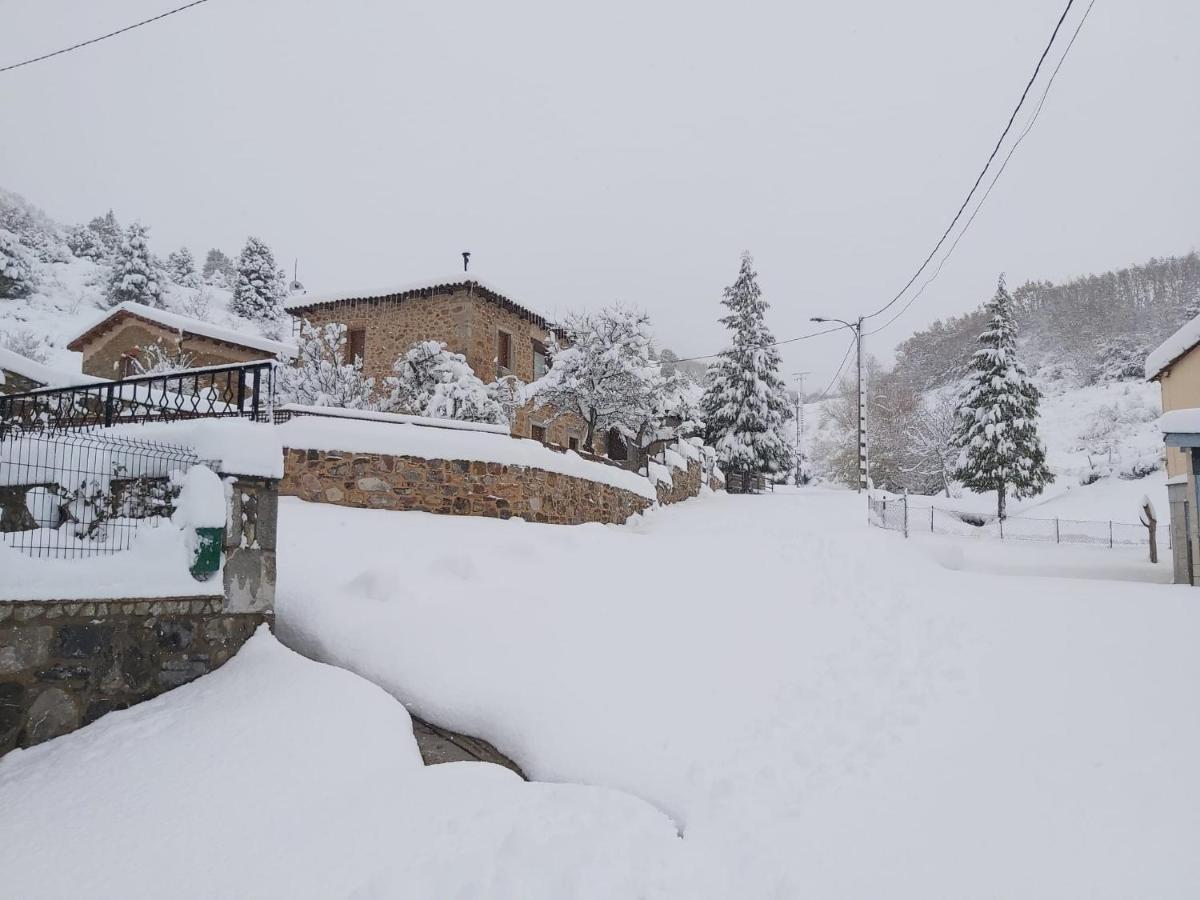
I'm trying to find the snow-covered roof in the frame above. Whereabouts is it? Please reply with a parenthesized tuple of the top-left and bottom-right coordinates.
(1145, 314, 1200, 380)
(1159, 408, 1200, 435)
(285, 275, 561, 333)
(0, 346, 106, 390)
(66, 302, 297, 359)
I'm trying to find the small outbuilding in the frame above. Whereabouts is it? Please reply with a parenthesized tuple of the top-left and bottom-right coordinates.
(67, 302, 296, 379)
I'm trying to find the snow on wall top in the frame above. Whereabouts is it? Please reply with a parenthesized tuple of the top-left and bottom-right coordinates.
(1145, 313, 1200, 380)
(0, 346, 106, 389)
(110, 419, 285, 479)
(275, 415, 658, 500)
(281, 404, 509, 434)
(68, 301, 297, 359)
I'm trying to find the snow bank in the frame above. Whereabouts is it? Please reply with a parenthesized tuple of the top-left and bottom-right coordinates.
(281, 403, 508, 434)
(275, 415, 657, 500)
(0, 525, 217, 601)
(172, 465, 226, 529)
(0, 629, 682, 899)
(1145, 313, 1200, 379)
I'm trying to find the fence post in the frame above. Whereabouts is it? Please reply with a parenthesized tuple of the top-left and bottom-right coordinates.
(999, 516, 1004, 540)
(1109, 520, 1113, 549)
(930, 505, 935, 533)
(1055, 517, 1060, 544)
(903, 490, 909, 539)
(103, 383, 114, 427)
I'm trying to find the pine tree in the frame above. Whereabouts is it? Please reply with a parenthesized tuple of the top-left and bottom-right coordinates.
(231, 236, 285, 322)
(700, 252, 792, 488)
(952, 275, 1053, 518)
(202, 248, 235, 283)
(0, 227, 38, 298)
(86, 210, 123, 259)
(105, 223, 163, 308)
(166, 246, 201, 288)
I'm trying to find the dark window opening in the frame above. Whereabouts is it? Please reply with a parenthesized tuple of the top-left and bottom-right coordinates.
(346, 328, 366, 366)
(568, 436, 579, 452)
(606, 428, 628, 461)
(497, 330, 512, 371)
(531, 424, 547, 443)
(120, 356, 138, 379)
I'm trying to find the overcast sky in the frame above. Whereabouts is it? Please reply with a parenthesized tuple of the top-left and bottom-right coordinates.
(3, 0, 1197, 388)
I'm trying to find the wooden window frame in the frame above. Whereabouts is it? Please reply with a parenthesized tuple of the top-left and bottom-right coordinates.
(496, 329, 513, 372)
(532, 339, 548, 379)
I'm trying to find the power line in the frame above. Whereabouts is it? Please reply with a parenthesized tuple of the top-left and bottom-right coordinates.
(0, 0, 212, 75)
(865, 0, 1096, 338)
(807, 334, 858, 404)
(666, 324, 846, 364)
(861, 0, 1079, 323)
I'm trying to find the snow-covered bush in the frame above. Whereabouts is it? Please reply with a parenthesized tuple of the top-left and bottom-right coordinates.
(231, 236, 286, 323)
(1118, 455, 1160, 481)
(173, 287, 214, 322)
(528, 305, 664, 453)
(131, 341, 195, 375)
(106, 222, 164, 308)
(64, 223, 108, 261)
(1095, 336, 1147, 383)
(1, 328, 48, 363)
(386, 340, 505, 424)
(488, 373, 527, 430)
(0, 227, 39, 299)
(277, 320, 376, 409)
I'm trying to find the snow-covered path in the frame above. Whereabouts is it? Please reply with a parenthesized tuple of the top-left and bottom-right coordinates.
(279, 488, 1200, 898)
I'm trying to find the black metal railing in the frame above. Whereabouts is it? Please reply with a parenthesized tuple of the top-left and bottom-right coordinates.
(0, 429, 203, 558)
(0, 361, 276, 436)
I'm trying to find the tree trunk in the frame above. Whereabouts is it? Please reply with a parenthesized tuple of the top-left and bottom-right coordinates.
(584, 414, 597, 454)
(997, 483, 1007, 520)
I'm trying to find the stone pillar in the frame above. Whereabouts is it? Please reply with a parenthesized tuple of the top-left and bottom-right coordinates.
(221, 475, 278, 614)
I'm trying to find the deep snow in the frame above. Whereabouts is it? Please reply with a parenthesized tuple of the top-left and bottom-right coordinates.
(277, 488, 1200, 898)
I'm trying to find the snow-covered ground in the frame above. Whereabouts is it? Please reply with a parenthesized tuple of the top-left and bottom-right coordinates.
(274, 488, 1199, 898)
(3, 487, 1198, 896)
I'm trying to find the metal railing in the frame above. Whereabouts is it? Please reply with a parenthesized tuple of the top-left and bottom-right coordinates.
(0, 360, 276, 436)
(868, 494, 1160, 549)
(0, 429, 203, 559)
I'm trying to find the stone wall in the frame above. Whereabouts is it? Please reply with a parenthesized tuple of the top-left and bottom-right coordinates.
(0, 367, 42, 395)
(0, 599, 265, 755)
(280, 447, 653, 525)
(655, 459, 703, 505)
(0, 475, 279, 758)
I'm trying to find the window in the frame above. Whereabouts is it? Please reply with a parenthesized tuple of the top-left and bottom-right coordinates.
(120, 356, 138, 379)
(345, 328, 366, 366)
(496, 330, 512, 371)
(531, 424, 547, 443)
(606, 428, 628, 461)
(568, 436, 579, 452)
(532, 339, 548, 379)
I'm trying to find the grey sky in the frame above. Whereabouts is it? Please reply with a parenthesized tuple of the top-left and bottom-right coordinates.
(2, 0, 1197, 387)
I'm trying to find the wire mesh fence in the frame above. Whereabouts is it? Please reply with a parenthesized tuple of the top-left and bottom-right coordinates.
(868, 494, 1161, 549)
(0, 429, 203, 559)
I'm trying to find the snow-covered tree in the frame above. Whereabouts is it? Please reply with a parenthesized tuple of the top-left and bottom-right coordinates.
(277, 320, 376, 409)
(488, 374, 527, 430)
(902, 390, 959, 497)
(528, 305, 663, 453)
(386, 340, 506, 424)
(131, 341, 195, 375)
(700, 253, 792, 486)
(105, 223, 163, 308)
(952, 275, 1053, 518)
(231, 237, 286, 322)
(1, 328, 48, 363)
(166, 246, 201, 288)
(64, 223, 108, 261)
(0, 227, 38, 298)
(202, 248, 235, 283)
(86, 210, 123, 259)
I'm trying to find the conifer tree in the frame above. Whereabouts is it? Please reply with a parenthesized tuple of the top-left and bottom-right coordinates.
(0, 227, 38, 298)
(202, 248, 235, 283)
(231, 236, 285, 322)
(105, 223, 163, 308)
(166, 246, 200, 288)
(952, 275, 1053, 518)
(700, 252, 792, 488)
(86, 210, 123, 259)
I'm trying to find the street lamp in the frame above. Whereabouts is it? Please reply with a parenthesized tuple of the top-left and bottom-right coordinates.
(811, 316, 867, 493)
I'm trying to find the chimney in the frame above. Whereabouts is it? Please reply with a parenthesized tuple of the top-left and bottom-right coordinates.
(462, 250, 471, 273)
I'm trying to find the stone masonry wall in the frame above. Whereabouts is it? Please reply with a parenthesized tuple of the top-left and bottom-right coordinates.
(0, 367, 42, 395)
(280, 447, 653, 525)
(655, 459, 703, 505)
(0, 599, 265, 755)
(80, 320, 271, 379)
(0, 476, 279, 758)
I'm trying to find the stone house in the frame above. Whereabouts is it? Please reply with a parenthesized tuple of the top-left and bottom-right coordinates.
(0, 346, 106, 395)
(285, 277, 605, 452)
(1146, 316, 1200, 584)
(67, 302, 296, 380)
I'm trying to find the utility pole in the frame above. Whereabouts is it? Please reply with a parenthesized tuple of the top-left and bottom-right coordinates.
(811, 316, 867, 493)
(791, 371, 809, 486)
